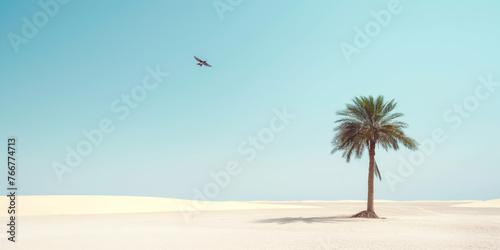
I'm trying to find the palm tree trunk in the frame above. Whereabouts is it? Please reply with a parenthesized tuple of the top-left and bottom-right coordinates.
(352, 140, 379, 218)
(367, 140, 375, 213)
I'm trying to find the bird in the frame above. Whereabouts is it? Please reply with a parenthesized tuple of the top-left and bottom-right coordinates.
(194, 56, 212, 67)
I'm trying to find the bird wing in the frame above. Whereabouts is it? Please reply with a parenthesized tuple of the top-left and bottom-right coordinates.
(204, 62, 212, 67)
(194, 56, 202, 62)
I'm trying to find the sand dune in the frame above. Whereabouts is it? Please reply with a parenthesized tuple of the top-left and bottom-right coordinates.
(452, 199, 500, 208)
(0, 195, 316, 216)
(1, 196, 496, 217)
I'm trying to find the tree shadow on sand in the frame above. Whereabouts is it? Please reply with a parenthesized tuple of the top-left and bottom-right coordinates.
(255, 216, 353, 224)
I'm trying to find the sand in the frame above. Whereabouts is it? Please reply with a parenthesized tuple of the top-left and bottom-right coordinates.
(0, 196, 316, 216)
(452, 199, 500, 208)
(1, 196, 499, 249)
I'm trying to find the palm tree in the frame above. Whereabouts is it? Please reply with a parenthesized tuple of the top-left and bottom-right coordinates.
(331, 96, 418, 218)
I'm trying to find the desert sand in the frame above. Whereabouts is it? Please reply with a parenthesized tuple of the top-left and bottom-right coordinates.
(452, 199, 500, 208)
(1, 196, 499, 249)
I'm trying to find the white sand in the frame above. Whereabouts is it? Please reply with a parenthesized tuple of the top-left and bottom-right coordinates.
(1, 196, 499, 249)
(0, 196, 316, 216)
(452, 199, 500, 208)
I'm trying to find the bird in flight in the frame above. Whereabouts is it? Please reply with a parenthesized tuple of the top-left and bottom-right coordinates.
(194, 56, 212, 67)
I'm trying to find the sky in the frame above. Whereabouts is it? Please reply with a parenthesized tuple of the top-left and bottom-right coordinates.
(1, 0, 499, 201)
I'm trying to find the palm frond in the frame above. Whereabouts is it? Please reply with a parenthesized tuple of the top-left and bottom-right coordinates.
(374, 159, 382, 181)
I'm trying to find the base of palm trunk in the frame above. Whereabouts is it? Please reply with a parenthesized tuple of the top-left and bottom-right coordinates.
(352, 210, 379, 218)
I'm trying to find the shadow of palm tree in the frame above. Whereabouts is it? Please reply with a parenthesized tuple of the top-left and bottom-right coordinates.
(255, 216, 352, 224)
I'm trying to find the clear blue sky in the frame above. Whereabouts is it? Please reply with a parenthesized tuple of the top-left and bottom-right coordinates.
(1, 0, 499, 201)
